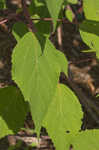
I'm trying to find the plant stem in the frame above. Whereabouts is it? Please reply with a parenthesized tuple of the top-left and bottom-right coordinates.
(21, 0, 37, 32)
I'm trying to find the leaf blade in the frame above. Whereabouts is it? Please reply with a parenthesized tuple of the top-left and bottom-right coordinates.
(43, 84, 83, 150)
(45, 0, 63, 29)
(12, 32, 68, 133)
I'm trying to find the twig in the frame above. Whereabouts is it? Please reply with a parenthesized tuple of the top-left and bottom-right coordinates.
(22, 0, 37, 32)
(0, 12, 20, 25)
(57, 25, 63, 51)
(8, 135, 53, 148)
(0, 19, 8, 24)
(0, 9, 78, 26)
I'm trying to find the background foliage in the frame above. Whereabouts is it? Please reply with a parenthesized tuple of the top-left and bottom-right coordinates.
(0, 0, 99, 149)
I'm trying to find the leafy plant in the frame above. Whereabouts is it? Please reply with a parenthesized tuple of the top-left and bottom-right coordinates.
(0, 0, 99, 150)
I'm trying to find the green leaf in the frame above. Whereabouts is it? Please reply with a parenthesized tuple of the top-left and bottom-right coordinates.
(12, 22, 29, 42)
(79, 20, 99, 58)
(83, 0, 99, 21)
(66, 9, 73, 22)
(45, 0, 63, 29)
(29, 0, 50, 17)
(80, 20, 99, 37)
(29, 0, 51, 35)
(35, 21, 52, 36)
(67, 0, 77, 4)
(0, 0, 6, 9)
(96, 94, 99, 98)
(72, 130, 99, 150)
(43, 84, 83, 150)
(12, 32, 68, 133)
(0, 86, 28, 138)
(82, 49, 96, 53)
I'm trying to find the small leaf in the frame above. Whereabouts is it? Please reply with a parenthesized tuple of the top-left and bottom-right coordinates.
(45, 0, 63, 29)
(96, 94, 99, 98)
(79, 20, 99, 58)
(66, 9, 73, 22)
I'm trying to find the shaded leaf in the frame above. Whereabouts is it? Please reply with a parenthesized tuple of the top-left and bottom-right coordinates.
(79, 20, 99, 58)
(35, 21, 52, 36)
(29, 0, 51, 35)
(0, 86, 28, 138)
(80, 20, 99, 36)
(12, 22, 29, 42)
